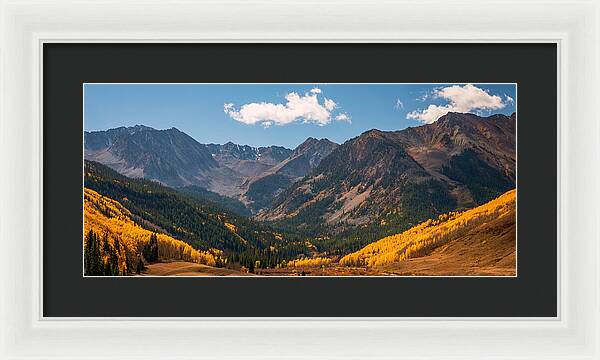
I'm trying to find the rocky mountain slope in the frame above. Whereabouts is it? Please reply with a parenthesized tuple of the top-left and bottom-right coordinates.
(258, 112, 515, 236)
(84, 125, 237, 192)
(84, 126, 292, 199)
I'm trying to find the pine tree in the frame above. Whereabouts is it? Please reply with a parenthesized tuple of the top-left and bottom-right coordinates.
(84, 229, 103, 275)
(136, 255, 144, 275)
(84, 229, 95, 275)
(143, 233, 159, 263)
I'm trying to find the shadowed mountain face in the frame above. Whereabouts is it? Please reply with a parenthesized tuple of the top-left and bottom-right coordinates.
(398, 112, 516, 195)
(242, 137, 339, 211)
(258, 112, 516, 235)
(276, 137, 340, 178)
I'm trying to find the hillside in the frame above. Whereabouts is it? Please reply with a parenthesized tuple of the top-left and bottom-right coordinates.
(399, 112, 516, 203)
(259, 112, 515, 239)
(84, 188, 216, 275)
(177, 185, 251, 216)
(84, 160, 310, 268)
(340, 189, 516, 276)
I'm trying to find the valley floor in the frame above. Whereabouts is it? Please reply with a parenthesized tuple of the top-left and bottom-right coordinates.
(141, 260, 514, 276)
(140, 195, 516, 277)
(142, 261, 253, 276)
(95, 185, 516, 277)
(141, 260, 398, 276)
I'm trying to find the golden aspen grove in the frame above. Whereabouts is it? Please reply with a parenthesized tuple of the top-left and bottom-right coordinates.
(339, 189, 516, 275)
(84, 188, 216, 275)
(286, 257, 333, 267)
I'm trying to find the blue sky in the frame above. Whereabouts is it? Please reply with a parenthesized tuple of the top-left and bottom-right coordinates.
(84, 83, 516, 149)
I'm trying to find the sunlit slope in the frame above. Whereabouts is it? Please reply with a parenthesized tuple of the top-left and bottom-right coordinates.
(85, 160, 309, 263)
(340, 189, 516, 275)
(84, 188, 216, 268)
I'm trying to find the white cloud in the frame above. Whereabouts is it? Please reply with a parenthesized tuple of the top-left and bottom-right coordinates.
(406, 84, 508, 124)
(324, 98, 337, 111)
(394, 99, 404, 110)
(408, 104, 456, 124)
(335, 113, 352, 123)
(224, 89, 346, 127)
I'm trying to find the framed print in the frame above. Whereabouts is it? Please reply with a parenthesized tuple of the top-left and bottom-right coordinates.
(1, 1, 599, 359)
(45, 43, 549, 318)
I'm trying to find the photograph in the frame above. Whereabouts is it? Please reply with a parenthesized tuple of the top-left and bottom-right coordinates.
(83, 83, 517, 277)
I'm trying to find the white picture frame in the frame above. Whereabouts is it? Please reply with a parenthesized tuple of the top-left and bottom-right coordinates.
(1, 0, 598, 359)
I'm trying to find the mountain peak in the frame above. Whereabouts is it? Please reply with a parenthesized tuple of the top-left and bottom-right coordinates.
(128, 124, 155, 133)
(84, 125, 218, 187)
(294, 137, 337, 155)
(122, 125, 185, 135)
(437, 111, 471, 122)
(362, 128, 385, 137)
(298, 136, 336, 146)
(437, 112, 515, 125)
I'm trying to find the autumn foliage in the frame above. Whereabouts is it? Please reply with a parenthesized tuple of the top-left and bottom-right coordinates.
(84, 188, 216, 275)
(340, 189, 516, 267)
(286, 257, 332, 267)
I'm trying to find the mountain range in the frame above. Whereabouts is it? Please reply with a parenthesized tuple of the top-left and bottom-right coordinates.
(84, 112, 515, 238)
(85, 126, 339, 211)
